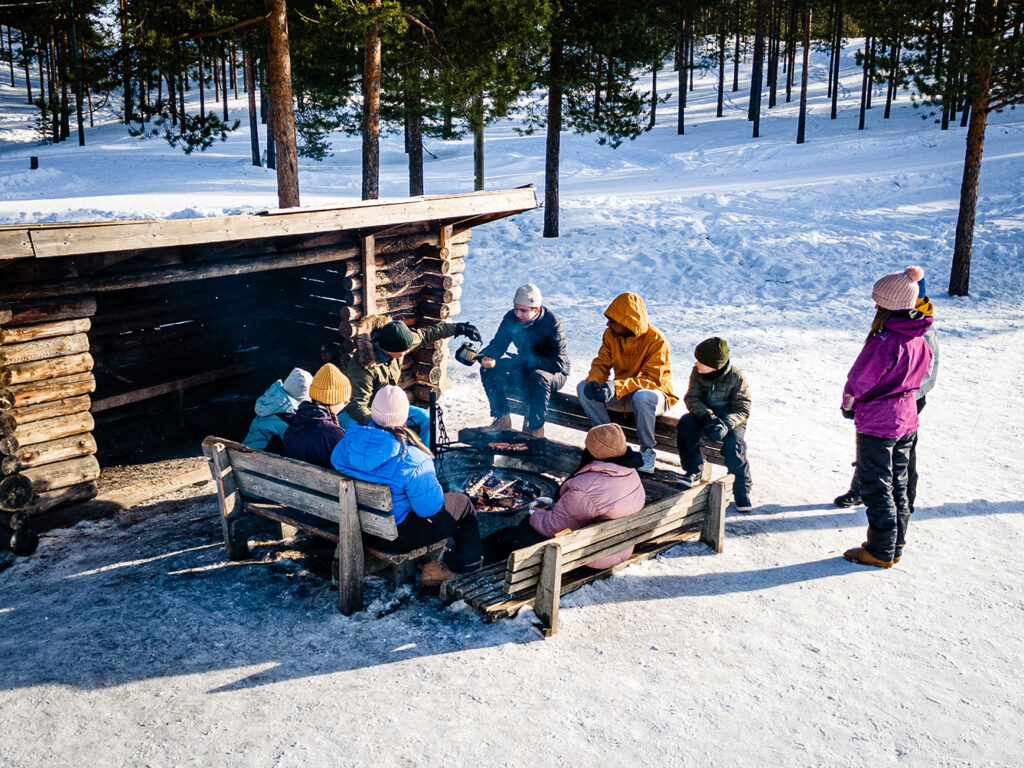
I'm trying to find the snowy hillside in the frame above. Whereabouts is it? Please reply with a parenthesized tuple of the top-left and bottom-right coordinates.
(1, 40, 1023, 767)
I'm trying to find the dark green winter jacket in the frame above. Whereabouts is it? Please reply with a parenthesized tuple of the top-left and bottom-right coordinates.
(344, 320, 458, 424)
(683, 363, 751, 430)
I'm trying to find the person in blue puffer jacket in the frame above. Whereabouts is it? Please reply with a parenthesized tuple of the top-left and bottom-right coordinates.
(330, 385, 482, 584)
(242, 368, 312, 451)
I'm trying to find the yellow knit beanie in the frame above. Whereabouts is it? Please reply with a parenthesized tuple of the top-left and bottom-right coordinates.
(309, 363, 351, 405)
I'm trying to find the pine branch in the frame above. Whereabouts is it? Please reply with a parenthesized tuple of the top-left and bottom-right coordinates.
(168, 15, 268, 45)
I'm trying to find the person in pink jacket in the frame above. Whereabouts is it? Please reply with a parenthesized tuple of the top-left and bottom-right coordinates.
(482, 423, 646, 568)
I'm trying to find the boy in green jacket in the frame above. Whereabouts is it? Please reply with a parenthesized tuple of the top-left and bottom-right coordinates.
(676, 337, 753, 512)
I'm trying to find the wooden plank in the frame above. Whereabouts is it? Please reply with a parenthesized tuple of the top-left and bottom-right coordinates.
(0, 229, 35, 261)
(202, 440, 251, 560)
(336, 479, 364, 615)
(18, 455, 100, 494)
(0, 334, 90, 367)
(0, 318, 91, 345)
(213, 437, 393, 512)
(12, 188, 536, 260)
(1, 395, 92, 434)
(701, 476, 729, 553)
(21, 481, 98, 517)
(533, 543, 563, 637)
(0, 411, 95, 454)
(0, 373, 96, 409)
(2, 433, 97, 475)
(0, 352, 93, 386)
(247, 501, 339, 541)
(0, 296, 97, 325)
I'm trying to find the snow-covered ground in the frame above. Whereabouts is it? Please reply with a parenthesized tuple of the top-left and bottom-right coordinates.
(2, 42, 1023, 767)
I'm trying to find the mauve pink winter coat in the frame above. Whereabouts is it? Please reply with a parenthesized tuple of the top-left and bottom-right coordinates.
(529, 461, 646, 569)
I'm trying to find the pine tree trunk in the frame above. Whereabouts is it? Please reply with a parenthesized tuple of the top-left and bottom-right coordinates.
(827, 3, 836, 99)
(543, 32, 563, 239)
(407, 73, 423, 196)
(733, 1, 741, 92)
(649, 34, 659, 130)
(266, 0, 298, 207)
(749, 0, 766, 135)
(119, 1, 132, 123)
(23, 31, 33, 104)
(797, 7, 811, 144)
(767, 0, 778, 108)
(859, 36, 870, 130)
(473, 94, 485, 191)
(884, 40, 898, 118)
(677, 16, 686, 134)
(198, 51, 206, 117)
(830, 4, 842, 120)
(244, 45, 260, 166)
(949, 0, 997, 297)
(221, 47, 228, 121)
(717, 17, 726, 118)
(362, 0, 382, 201)
(866, 37, 876, 109)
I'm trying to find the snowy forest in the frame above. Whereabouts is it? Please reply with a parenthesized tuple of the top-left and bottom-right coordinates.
(2, 0, 1022, 293)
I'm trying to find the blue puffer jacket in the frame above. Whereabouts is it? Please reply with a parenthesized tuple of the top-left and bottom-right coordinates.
(329, 424, 444, 525)
(243, 381, 300, 450)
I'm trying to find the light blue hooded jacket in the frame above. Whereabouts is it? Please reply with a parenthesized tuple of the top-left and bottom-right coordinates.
(329, 423, 443, 525)
(242, 381, 301, 450)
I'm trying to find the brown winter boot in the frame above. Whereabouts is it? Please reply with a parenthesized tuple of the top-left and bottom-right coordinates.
(481, 414, 512, 433)
(862, 541, 901, 564)
(419, 560, 457, 587)
(843, 547, 894, 568)
(525, 425, 545, 439)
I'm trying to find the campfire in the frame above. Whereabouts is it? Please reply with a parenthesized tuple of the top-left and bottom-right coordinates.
(462, 468, 547, 512)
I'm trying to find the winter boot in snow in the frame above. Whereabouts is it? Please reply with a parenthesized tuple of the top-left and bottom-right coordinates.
(862, 541, 901, 564)
(733, 492, 754, 513)
(842, 547, 893, 568)
(419, 561, 457, 586)
(525, 425, 545, 439)
(833, 490, 862, 508)
(481, 414, 512, 433)
(639, 449, 657, 474)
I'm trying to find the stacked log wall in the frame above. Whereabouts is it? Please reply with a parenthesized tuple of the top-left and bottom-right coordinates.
(1, 297, 100, 522)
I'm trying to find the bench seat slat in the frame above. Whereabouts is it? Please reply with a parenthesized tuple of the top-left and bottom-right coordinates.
(247, 501, 339, 542)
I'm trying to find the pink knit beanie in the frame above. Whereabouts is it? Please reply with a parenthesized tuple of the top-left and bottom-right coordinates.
(872, 266, 925, 311)
(370, 385, 410, 428)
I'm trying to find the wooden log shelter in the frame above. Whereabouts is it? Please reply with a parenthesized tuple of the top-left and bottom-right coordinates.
(0, 187, 539, 540)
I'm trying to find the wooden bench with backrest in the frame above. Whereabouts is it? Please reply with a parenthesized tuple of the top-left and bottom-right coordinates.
(201, 436, 445, 614)
(507, 391, 725, 466)
(441, 473, 729, 636)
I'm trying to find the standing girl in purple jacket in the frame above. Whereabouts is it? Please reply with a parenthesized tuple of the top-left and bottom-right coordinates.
(841, 266, 933, 568)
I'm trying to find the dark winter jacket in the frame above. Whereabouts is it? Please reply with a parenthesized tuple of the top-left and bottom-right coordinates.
(683, 363, 751, 431)
(344, 316, 459, 425)
(281, 401, 346, 468)
(479, 306, 570, 376)
(329, 423, 444, 525)
(843, 313, 933, 439)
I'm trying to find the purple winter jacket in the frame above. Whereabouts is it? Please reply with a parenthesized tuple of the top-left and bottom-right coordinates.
(281, 401, 345, 468)
(843, 314, 934, 439)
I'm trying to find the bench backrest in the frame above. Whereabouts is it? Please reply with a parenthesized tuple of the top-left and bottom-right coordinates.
(202, 436, 398, 540)
(502, 480, 715, 593)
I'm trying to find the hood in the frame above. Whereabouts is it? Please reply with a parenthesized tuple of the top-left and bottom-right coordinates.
(354, 314, 395, 367)
(577, 460, 638, 479)
(342, 423, 402, 472)
(254, 381, 299, 417)
(604, 293, 649, 336)
(884, 313, 933, 339)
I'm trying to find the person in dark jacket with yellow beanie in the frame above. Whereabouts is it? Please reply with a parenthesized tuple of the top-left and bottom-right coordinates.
(676, 337, 753, 511)
(282, 363, 351, 468)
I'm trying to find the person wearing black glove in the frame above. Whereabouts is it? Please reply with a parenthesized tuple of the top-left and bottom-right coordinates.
(343, 316, 480, 442)
(675, 337, 753, 513)
(477, 283, 569, 438)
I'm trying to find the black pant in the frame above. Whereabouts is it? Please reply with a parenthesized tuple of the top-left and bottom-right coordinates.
(481, 357, 567, 431)
(848, 396, 923, 513)
(855, 432, 915, 562)
(676, 413, 752, 505)
(481, 517, 546, 563)
(365, 492, 482, 572)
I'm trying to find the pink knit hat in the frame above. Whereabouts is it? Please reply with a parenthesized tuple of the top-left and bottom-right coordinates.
(371, 385, 410, 428)
(872, 266, 925, 311)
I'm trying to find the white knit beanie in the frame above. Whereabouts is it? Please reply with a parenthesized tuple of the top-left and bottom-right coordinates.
(872, 266, 925, 311)
(281, 368, 313, 401)
(371, 385, 410, 428)
(513, 283, 542, 308)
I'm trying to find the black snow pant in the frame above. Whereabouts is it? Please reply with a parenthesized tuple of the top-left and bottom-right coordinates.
(365, 492, 482, 572)
(481, 517, 546, 564)
(847, 396, 924, 513)
(481, 356, 567, 431)
(676, 413, 752, 506)
(855, 431, 916, 562)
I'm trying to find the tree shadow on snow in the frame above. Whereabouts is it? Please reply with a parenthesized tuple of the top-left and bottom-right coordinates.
(0, 497, 539, 694)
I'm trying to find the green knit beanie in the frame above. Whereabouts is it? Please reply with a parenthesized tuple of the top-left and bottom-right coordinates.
(694, 337, 730, 369)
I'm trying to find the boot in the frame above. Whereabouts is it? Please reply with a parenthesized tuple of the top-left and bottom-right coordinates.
(842, 547, 893, 568)
(525, 425, 545, 439)
(862, 541, 901, 564)
(833, 490, 862, 508)
(481, 414, 512, 433)
(419, 560, 457, 586)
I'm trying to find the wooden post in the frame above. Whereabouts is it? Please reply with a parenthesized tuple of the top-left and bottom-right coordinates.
(533, 542, 563, 637)
(336, 478, 363, 615)
(265, 0, 299, 208)
(361, 235, 377, 317)
(202, 440, 251, 560)
(700, 477, 728, 553)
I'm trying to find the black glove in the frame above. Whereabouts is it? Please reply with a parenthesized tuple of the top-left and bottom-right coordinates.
(583, 381, 602, 401)
(455, 322, 481, 343)
(594, 383, 614, 403)
(841, 407, 855, 420)
(704, 417, 728, 442)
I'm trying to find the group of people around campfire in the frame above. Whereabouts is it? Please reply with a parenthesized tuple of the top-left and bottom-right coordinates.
(242, 263, 936, 583)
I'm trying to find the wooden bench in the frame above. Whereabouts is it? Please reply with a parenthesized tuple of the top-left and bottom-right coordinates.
(441, 473, 729, 636)
(508, 391, 725, 466)
(201, 436, 445, 615)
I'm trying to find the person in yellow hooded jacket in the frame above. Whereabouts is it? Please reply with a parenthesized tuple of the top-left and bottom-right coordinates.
(577, 292, 678, 473)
